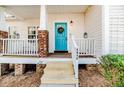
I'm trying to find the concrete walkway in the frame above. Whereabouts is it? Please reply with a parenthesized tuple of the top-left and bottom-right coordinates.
(40, 62, 78, 87)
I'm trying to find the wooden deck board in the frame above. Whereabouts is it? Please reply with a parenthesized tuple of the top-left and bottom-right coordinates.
(48, 53, 71, 58)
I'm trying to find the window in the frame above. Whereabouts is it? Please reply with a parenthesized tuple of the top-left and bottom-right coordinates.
(8, 26, 20, 39)
(28, 26, 38, 39)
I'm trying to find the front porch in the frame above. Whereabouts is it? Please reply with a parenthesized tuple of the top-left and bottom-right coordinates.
(0, 5, 103, 58)
(0, 5, 103, 87)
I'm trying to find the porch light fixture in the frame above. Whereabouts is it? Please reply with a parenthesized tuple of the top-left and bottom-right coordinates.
(70, 20, 73, 26)
(84, 32, 88, 38)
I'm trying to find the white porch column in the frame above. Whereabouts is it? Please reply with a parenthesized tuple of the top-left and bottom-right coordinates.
(39, 5, 47, 30)
(0, 7, 7, 31)
(38, 5, 49, 57)
(102, 5, 110, 55)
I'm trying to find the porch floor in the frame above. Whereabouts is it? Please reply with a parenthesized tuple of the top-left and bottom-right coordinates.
(47, 53, 71, 58)
(0, 55, 40, 64)
(40, 62, 78, 87)
(0, 54, 98, 64)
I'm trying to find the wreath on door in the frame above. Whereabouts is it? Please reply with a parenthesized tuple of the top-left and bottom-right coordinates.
(57, 27, 64, 33)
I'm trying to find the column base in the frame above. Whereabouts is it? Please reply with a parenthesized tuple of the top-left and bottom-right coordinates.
(38, 30, 49, 57)
(15, 64, 25, 76)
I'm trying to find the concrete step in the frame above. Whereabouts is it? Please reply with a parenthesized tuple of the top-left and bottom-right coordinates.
(40, 84, 76, 87)
(41, 77, 78, 85)
(44, 62, 74, 75)
(40, 62, 77, 87)
(42, 74, 74, 79)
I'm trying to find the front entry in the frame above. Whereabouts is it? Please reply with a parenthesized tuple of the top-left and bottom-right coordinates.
(55, 22, 67, 51)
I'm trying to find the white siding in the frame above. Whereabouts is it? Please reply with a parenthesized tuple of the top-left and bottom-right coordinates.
(6, 19, 40, 38)
(47, 13, 85, 53)
(109, 6, 124, 54)
(84, 6, 103, 56)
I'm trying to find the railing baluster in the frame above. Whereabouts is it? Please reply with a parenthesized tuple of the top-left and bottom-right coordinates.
(29, 40, 30, 55)
(34, 40, 35, 55)
(10, 39, 11, 54)
(3, 39, 4, 55)
(28, 39, 29, 55)
(18, 40, 22, 55)
(30, 39, 32, 54)
(36, 39, 38, 55)
(24, 40, 25, 55)
(8, 39, 9, 54)
(94, 40, 95, 55)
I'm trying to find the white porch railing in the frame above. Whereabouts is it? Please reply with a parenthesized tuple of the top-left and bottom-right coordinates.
(71, 36, 95, 79)
(71, 36, 79, 79)
(1, 39, 38, 56)
(75, 38, 95, 56)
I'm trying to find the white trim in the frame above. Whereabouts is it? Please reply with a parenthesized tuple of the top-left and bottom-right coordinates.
(52, 20, 70, 52)
(0, 57, 72, 64)
(102, 5, 110, 55)
(40, 5, 47, 30)
(0, 57, 40, 64)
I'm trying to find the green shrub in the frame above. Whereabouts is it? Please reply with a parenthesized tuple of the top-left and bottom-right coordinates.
(99, 54, 124, 87)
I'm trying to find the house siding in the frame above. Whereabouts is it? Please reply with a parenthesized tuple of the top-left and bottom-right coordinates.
(84, 6, 103, 56)
(47, 13, 85, 53)
(109, 5, 124, 54)
(6, 19, 40, 38)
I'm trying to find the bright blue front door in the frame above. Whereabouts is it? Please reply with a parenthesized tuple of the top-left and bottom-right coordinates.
(55, 22, 67, 51)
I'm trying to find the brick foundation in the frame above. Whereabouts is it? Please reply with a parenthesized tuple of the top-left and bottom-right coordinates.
(38, 30, 49, 57)
(0, 64, 9, 76)
(15, 64, 25, 76)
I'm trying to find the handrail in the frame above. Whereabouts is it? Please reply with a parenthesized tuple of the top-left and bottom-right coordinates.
(71, 35, 79, 79)
(71, 35, 79, 49)
(71, 35, 95, 80)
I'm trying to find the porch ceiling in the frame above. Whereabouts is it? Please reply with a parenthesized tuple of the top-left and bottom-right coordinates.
(2, 5, 89, 20)
(3, 5, 40, 20)
(47, 5, 89, 13)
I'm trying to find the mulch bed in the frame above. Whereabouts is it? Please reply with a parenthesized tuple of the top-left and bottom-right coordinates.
(79, 64, 109, 87)
(0, 71, 43, 87)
